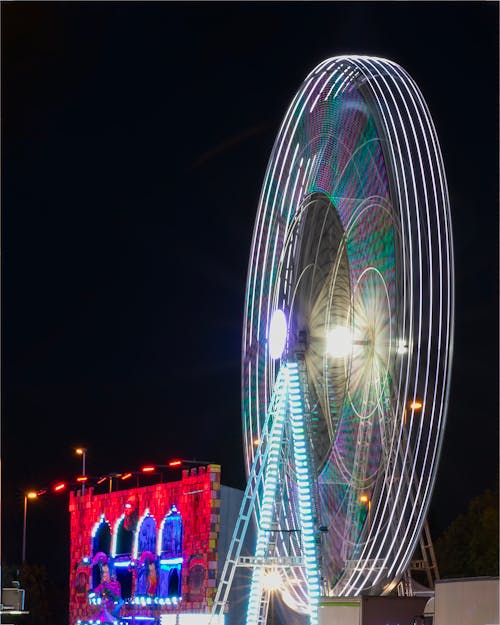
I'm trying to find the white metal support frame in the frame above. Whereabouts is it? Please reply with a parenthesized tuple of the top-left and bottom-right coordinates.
(209, 363, 320, 625)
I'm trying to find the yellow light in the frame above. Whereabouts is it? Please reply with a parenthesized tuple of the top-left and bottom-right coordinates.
(253, 439, 260, 446)
(26, 491, 38, 500)
(359, 494, 369, 504)
(75, 447, 85, 455)
(409, 400, 423, 410)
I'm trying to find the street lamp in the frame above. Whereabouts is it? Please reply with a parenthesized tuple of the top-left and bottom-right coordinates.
(22, 491, 38, 562)
(167, 458, 213, 467)
(75, 447, 87, 494)
(359, 494, 371, 532)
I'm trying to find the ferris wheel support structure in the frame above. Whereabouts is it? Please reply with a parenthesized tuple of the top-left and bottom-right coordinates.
(210, 362, 321, 625)
(213, 54, 453, 625)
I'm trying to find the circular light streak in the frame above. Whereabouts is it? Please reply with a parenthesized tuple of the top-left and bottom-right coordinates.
(242, 55, 454, 608)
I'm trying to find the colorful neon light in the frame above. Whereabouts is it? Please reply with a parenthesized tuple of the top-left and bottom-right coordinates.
(132, 508, 152, 559)
(111, 514, 125, 557)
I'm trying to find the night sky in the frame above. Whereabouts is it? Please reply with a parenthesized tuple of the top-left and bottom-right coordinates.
(2, 0, 498, 590)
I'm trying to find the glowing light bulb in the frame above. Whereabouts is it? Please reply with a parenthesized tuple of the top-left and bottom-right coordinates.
(396, 339, 408, 354)
(327, 326, 352, 358)
(268, 309, 287, 359)
(263, 570, 282, 591)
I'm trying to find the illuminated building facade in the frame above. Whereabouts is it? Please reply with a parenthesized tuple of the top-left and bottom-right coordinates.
(69, 464, 243, 625)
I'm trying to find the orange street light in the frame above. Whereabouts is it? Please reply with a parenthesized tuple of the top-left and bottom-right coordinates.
(168, 458, 213, 468)
(409, 400, 423, 410)
(75, 447, 87, 494)
(359, 494, 371, 531)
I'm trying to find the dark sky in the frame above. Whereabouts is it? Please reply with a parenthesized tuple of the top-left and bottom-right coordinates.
(2, 0, 498, 584)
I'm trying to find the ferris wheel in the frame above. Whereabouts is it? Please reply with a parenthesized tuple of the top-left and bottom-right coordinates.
(212, 56, 453, 625)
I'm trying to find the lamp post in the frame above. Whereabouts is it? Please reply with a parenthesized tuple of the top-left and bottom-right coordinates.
(167, 458, 214, 468)
(359, 494, 371, 532)
(75, 447, 87, 494)
(22, 491, 38, 563)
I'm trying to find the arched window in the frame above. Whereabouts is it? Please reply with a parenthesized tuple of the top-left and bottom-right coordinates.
(158, 505, 183, 598)
(92, 519, 111, 557)
(112, 516, 133, 600)
(167, 568, 180, 597)
(135, 514, 158, 597)
(138, 515, 157, 555)
(115, 517, 134, 557)
(187, 561, 206, 602)
(91, 519, 111, 588)
(160, 504, 182, 558)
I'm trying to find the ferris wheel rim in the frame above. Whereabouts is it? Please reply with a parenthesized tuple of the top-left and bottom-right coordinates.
(242, 54, 454, 604)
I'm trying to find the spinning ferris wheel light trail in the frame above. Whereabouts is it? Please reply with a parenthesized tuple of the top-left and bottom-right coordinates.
(211, 55, 454, 625)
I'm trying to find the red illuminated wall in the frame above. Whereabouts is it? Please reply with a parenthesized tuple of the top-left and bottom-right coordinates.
(69, 464, 221, 624)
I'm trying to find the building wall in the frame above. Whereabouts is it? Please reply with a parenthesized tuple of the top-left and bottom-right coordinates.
(434, 577, 500, 625)
(69, 464, 221, 624)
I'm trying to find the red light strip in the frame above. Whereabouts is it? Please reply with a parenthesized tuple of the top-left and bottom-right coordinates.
(142, 466, 155, 473)
(121, 472, 132, 480)
(53, 483, 66, 492)
(168, 460, 182, 467)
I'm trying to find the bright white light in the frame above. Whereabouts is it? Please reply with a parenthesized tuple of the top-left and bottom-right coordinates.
(263, 570, 282, 591)
(327, 326, 352, 358)
(268, 309, 287, 359)
(396, 338, 408, 354)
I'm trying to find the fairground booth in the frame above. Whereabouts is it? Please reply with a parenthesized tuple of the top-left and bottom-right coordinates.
(69, 464, 246, 625)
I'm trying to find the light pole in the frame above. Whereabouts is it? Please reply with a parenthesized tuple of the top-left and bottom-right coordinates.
(360, 494, 371, 532)
(22, 491, 37, 563)
(76, 447, 87, 494)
